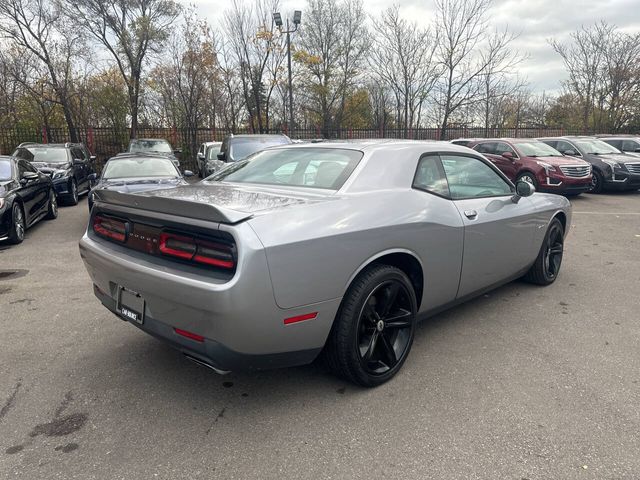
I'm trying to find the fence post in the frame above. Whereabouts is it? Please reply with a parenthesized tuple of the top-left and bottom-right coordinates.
(42, 127, 48, 144)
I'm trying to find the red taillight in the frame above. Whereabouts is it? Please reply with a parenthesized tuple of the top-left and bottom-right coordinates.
(159, 232, 235, 270)
(283, 312, 318, 325)
(93, 215, 127, 242)
(174, 328, 205, 342)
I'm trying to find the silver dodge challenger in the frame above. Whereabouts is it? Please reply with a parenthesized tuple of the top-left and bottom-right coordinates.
(79, 140, 571, 386)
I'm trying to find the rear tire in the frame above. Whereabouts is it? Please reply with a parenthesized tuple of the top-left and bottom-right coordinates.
(324, 264, 417, 387)
(523, 217, 564, 285)
(8, 203, 25, 244)
(45, 189, 58, 220)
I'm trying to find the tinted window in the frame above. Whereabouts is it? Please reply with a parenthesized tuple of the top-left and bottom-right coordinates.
(17, 160, 28, 178)
(413, 155, 449, 197)
(474, 142, 495, 154)
(13, 148, 33, 161)
(555, 140, 578, 155)
(0, 159, 12, 180)
(102, 157, 179, 179)
(622, 140, 640, 152)
(441, 155, 513, 199)
(211, 148, 362, 190)
(605, 139, 622, 149)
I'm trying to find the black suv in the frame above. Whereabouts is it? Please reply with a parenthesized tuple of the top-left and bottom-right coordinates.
(217, 134, 292, 163)
(538, 136, 640, 193)
(12, 143, 96, 205)
(597, 136, 640, 158)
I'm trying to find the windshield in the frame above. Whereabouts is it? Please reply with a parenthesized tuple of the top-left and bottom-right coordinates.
(0, 159, 12, 180)
(516, 142, 562, 157)
(207, 144, 222, 160)
(210, 147, 363, 190)
(128, 139, 173, 154)
(574, 139, 621, 154)
(102, 157, 179, 180)
(22, 147, 69, 163)
(229, 137, 291, 161)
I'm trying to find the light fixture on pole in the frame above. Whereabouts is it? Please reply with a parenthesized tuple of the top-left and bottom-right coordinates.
(273, 10, 302, 135)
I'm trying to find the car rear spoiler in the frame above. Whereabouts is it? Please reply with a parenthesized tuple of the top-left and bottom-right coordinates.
(93, 190, 253, 225)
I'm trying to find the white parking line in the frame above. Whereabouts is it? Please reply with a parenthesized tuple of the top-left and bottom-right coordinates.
(573, 211, 640, 215)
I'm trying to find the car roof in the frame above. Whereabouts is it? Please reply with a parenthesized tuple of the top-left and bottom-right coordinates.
(202, 141, 222, 146)
(17, 143, 80, 148)
(538, 136, 597, 140)
(265, 139, 481, 155)
(228, 134, 289, 139)
(129, 138, 170, 142)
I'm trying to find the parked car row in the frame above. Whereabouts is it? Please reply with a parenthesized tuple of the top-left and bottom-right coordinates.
(452, 135, 640, 195)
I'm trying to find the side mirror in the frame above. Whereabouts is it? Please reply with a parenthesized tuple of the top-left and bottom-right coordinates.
(501, 151, 514, 160)
(511, 180, 535, 203)
(562, 149, 577, 156)
(173, 149, 182, 155)
(183, 170, 194, 177)
(88, 173, 97, 181)
(197, 152, 205, 160)
(89, 155, 96, 162)
(217, 152, 226, 161)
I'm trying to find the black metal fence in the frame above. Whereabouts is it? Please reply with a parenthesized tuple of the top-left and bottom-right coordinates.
(0, 125, 616, 172)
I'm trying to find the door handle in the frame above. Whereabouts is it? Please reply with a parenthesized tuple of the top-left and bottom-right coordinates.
(464, 210, 478, 219)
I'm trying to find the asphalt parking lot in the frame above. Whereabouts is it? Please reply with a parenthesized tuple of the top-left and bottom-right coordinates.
(1, 191, 639, 479)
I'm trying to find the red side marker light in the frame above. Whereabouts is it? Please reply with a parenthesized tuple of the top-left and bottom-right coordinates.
(283, 312, 318, 325)
(174, 328, 205, 342)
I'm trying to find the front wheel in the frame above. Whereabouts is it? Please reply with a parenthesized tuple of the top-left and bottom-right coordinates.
(8, 203, 25, 244)
(516, 172, 538, 190)
(65, 179, 78, 206)
(590, 169, 604, 194)
(45, 189, 58, 220)
(324, 264, 417, 387)
(523, 217, 564, 285)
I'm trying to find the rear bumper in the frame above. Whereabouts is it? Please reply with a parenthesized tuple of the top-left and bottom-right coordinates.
(94, 285, 322, 371)
(79, 227, 340, 370)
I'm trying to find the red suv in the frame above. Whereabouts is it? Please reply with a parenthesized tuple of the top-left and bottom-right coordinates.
(468, 139, 593, 195)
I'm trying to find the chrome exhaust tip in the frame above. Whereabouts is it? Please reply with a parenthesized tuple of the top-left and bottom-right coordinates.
(183, 353, 231, 375)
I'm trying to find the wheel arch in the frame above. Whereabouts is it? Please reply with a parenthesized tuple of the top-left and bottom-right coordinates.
(343, 249, 425, 310)
(552, 211, 567, 233)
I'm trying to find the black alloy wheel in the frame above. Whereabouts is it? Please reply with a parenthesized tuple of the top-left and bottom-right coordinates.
(357, 280, 414, 376)
(9, 203, 25, 244)
(523, 217, 564, 285)
(67, 179, 78, 205)
(325, 264, 417, 387)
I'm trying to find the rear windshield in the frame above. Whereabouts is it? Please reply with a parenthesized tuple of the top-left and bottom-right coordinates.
(102, 157, 179, 180)
(129, 139, 173, 154)
(229, 137, 291, 161)
(516, 142, 562, 157)
(0, 159, 12, 180)
(209, 148, 363, 190)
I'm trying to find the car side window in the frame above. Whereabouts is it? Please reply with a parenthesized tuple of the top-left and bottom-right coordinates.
(440, 154, 513, 200)
(71, 147, 84, 161)
(17, 160, 29, 178)
(14, 148, 34, 161)
(23, 161, 38, 173)
(494, 142, 517, 157)
(412, 154, 450, 197)
(622, 140, 639, 151)
(474, 142, 495, 154)
(556, 140, 579, 155)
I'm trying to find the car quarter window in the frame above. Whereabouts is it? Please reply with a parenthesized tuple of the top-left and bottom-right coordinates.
(412, 154, 450, 197)
(17, 160, 28, 177)
(440, 154, 513, 200)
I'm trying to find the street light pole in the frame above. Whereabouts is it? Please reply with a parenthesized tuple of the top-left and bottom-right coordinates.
(273, 10, 302, 136)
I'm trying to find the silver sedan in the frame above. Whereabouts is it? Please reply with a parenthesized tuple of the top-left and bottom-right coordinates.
(79, 141, 571, 386)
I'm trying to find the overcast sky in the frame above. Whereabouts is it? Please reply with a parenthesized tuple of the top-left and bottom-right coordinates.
(181, 0, 640, 95)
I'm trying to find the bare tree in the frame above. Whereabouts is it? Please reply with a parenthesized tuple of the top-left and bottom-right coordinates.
(434, 0, 522, 139)
(0, 0, 85, 139)
(370, 5, 439, 137)
(69, 0, 180, 138)
(296, 0, 368, 136)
